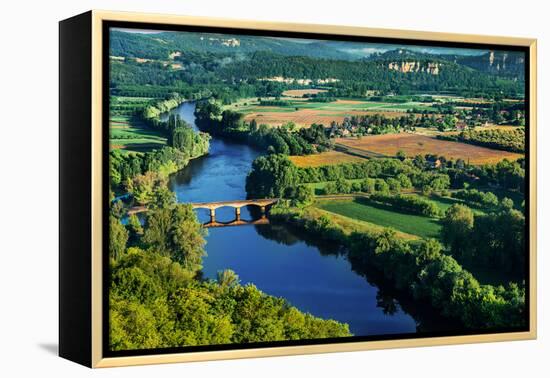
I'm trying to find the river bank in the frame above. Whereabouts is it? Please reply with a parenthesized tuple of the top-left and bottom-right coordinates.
(268, 203, 526, 330)
(157, 100, 463, 336)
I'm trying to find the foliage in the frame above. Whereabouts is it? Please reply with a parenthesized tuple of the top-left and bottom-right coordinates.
(127, 171, 168, 206)
(369, 193, 444, 217)
(438, 128, 525, 153)
(471, 159, 525, 192)
(142, 204, 207, 272)
(452, 189, 499, 208)
(110, 216, 129, 261)
(440, 204, 475, 257)
(110, 141, 209, 192)
(270, 206, 526, 330)
(195, 102, 320, 155)
(284, 185, 315, 207)
(442, 204, 525, 275)
(109, 248, 351, 350)
(245, 154, 299, 198)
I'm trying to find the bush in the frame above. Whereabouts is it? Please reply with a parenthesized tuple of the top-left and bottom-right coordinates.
(452, 189, 499, 208)
(370, 193, 443, 217)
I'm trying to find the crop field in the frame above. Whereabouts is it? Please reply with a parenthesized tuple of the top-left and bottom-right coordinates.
(335, 133, 523, 164)
(110, 115, 166, 152)
(289, 151, 366, 167)
(110, 96, 154, 115)
(317, 198, 442, 239)
(233, 98, 435, 127)
(281, 89, 328, 97)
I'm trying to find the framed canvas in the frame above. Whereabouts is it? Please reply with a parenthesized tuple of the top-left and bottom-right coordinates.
(59, 10, 537, 368)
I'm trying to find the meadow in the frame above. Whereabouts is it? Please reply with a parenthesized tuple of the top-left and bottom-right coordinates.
(110, 115, 167, 152)
(229, 98, 437, 127)
(317, 198, 442, 239)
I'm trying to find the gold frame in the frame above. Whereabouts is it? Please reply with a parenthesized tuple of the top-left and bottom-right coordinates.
(90, 9, 537, 368)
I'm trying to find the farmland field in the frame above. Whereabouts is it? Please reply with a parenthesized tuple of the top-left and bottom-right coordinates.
(335, 133, 522, 164)
(317, 199, 442, 239)
(289, 150, 366, 167)
(235, 98, 433, 127)
(110, 115, 166, 152)
(281, 88, 328, 97)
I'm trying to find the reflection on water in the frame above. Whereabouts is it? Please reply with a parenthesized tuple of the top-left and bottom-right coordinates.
(163, 102, 459, 337)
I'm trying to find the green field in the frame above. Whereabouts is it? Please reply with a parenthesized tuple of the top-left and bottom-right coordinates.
(110, 115, 166, 152)
(110, 96, 154, 115)
(226, 97, 436, 114)
(317, 198, 442, 239)
(109, 96, 167, 152)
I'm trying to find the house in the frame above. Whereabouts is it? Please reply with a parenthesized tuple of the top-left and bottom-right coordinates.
(426, 156, 442, 169)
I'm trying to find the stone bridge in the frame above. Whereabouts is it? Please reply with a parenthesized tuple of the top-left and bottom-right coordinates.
(202, 216, 270, 228)
(191, 198, 278, 222)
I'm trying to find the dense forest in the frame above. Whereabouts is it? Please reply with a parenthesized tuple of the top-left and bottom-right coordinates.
(109, 204, 351, 350)
(109, 30, 525, 99)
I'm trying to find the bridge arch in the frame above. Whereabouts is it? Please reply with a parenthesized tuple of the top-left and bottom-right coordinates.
(190, 198, 278, 222)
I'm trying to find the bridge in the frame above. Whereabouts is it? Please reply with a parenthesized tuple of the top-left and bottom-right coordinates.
(190, 198, 278, 223)
(202, 216, 270, 228)
(127, 198, 279, 226)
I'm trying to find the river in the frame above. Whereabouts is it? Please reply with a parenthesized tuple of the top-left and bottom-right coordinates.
(164, 101, 456, 337)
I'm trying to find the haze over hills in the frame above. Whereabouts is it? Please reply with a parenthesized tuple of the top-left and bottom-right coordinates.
(110, 30, 357, 60)
(109, 28, 525, 97)
(111, 28, 525, 80)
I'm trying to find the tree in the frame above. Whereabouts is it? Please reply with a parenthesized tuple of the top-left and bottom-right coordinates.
(245, 154, 298, 198)
(285, 185, 314, 206)
(170, 204, 208, 271)
(150, 186, 176, 210)
(335, 178, 352, 194)
(170, 126, 194, 151)
(142, 204, 207, 272)
(110, 216, 128, 261)
(126, 214, 143, 246)
(128, 171, 167, 205)
(415, 238, 443, 265)
(441, 204, 474, 258)
(217, 269, 240, 288)
(111, 199, 125, 218)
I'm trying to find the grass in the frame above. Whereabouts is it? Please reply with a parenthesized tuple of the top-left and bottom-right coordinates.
(303, 206, 419, 241)
(109, 115, 166, 152)
(316, 198, 442, 239)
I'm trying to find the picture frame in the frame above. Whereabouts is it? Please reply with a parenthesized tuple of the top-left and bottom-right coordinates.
(59, 10, 537, 368)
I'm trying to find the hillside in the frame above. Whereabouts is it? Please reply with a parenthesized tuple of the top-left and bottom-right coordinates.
(110, 30, 356, 60)
(109, 30, 525, 98)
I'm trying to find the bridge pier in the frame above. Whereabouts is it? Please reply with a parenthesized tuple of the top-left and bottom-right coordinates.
(192, 199, 278, 224)
(209, 208, 216, 222)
